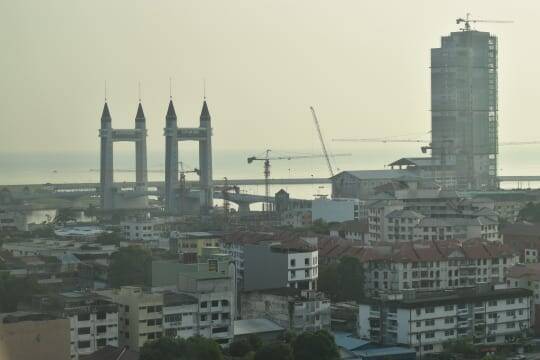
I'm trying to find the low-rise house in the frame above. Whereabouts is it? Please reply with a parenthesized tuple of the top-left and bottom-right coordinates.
(233, 318, 284, 344)
(330, 220, 369, 244)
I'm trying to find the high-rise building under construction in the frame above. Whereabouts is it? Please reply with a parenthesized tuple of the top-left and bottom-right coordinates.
(431, 29, 498, 190)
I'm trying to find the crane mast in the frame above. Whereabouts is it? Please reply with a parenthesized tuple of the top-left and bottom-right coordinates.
(247, 150, 351, 214)
(310, 106, 335, 177)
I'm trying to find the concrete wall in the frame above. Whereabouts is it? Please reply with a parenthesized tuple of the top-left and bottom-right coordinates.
(312, 198, 360, 223)
(243, 245, 288, 291)
(0, 318, 71, 360)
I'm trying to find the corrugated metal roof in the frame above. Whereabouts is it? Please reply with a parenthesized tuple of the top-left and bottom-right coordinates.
(233, 318, 284, 336)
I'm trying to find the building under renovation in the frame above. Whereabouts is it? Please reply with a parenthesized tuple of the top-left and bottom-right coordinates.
(431, 29, 499, 190)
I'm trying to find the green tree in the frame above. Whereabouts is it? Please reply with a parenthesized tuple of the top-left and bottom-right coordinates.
(228, 335, 262, 357)
(228, 340, 252, 357)
(96, 229, 123, 246)
(318, 256, 364, 301)
(0, 273, 41, 312)
(140, 336, 223, 360)
(442, 337, 478, 357)
(254, 342, 294, 360)
(518, 202, 540, 223)
(185, 336, 223, 360)
(293, 330, 339, 360)
(109, 246, 152, 287)
(140, 337, 186, 360)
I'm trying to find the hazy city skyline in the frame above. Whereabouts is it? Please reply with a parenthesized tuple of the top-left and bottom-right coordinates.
(2, 1, 540, 156)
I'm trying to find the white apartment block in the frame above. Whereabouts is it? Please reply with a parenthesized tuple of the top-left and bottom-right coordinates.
(362, 241, 518, 296)
(241, 288, 331, 333)
(358, 287, 532, 356)
(121, 217, 168, 248)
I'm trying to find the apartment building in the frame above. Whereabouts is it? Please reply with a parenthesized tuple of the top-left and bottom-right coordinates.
(507, 263, 540, 334)
(169, 231, 221, 256)
(363, 241, 517, 296)
(121, 217, 168, 249)
(358, 287, 532, 356)
(241, 288, 330, 333)
(177, 267, 235, 345)
(34, 291, 119, 359)
(220, 231, 319, 291)
(98, 286, 200, 350)
(366, 179, 500, 243)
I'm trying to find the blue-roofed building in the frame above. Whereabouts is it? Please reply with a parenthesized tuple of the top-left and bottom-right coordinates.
(333, 332, 416, 360)
(353, 346, 416, 360)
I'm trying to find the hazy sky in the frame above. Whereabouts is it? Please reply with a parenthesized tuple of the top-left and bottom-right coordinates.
(1, 0, 539, 157)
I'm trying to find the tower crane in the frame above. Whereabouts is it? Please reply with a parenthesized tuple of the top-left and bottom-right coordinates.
(247, 150, 351, 212)
(310, 106, 335, 177)
(456, 13, 513, 31)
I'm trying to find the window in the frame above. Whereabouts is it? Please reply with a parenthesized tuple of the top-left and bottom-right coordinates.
(78, 327, 91, 335)
(222, 313, 230, 320)
(488, 300, 497, 306)
(416, 309, 421, 315)
(148, 333, 155, 340)
(507, 322, 516, 329)
(97, 312, 106, 320)
(445, 305, 454, 311)
(291, 270, 296, 279)
(200, 315, 207, 321)
(156, 306, 162, 312)
(423, 344, 434, 351)
(78, 313, 90, 321)
(445, 330, 454, 336)
(290, 259, 296, 267)
(97, 338, 107, 347)
(445, 317, 454, 324)
(78, 341, 91, 349)
(506, 299, 515, 305)
(425, 307, 435, 314)
(148, 319, 155, 326)
(165, 314, 182, 323)
(425, 331, 435, 339)
(305, 258, 310, 266)
(212, 313, 219, 320)
(221, 300, 229, 307)
(211, 300, 219, 307)
(97, 325, 107, 334)
(147, 306, 155, 313)
(416, 321, 421, 327)
(425, 319, 435, 326)
(165, 329, 177, 337)
(201, 301, 208, 308)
